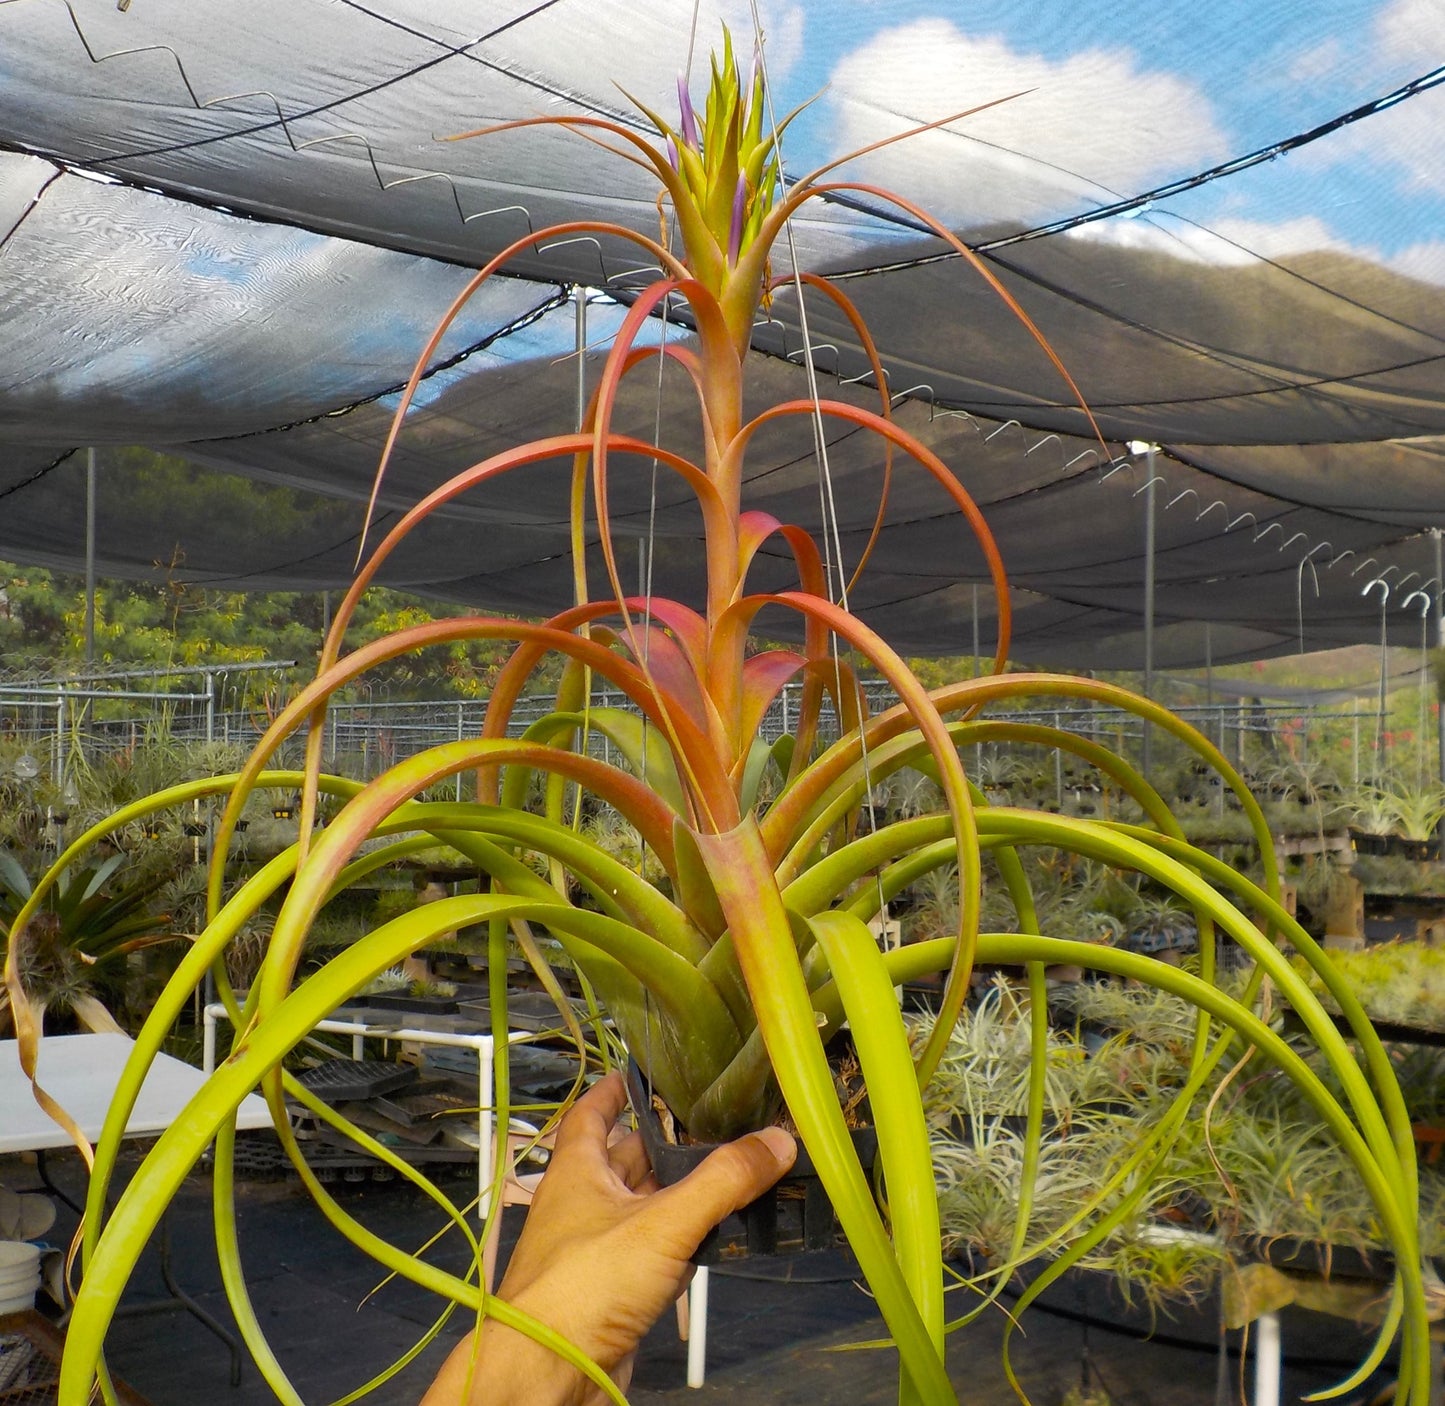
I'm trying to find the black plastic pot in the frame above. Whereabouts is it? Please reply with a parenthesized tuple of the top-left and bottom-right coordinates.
(625, 1061, 878, 1264)
(1349, 829, 1440, 861)
(1232, 1233, 1392, 1282)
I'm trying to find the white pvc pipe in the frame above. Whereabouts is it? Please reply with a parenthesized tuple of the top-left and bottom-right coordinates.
(1253, 1311, 1281, 1406)
(478, 1038, 494, 1221)
(686, 1265, 708, 1388)
(203, 1003, 506, 1225)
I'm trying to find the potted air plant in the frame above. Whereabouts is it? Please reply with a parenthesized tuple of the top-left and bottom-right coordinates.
(6, 32, 1432, 1406)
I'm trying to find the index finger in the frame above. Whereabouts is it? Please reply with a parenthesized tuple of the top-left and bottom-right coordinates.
(550, 1071, 628, 1165)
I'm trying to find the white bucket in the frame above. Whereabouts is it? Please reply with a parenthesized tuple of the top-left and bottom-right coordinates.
(0, 1242, 40, 1272)
(0, 1284, 36, 1314)
(0, 1242, 41, 1307)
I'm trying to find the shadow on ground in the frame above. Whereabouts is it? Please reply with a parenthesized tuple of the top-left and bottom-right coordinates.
(22, 1150, 1389, 1405)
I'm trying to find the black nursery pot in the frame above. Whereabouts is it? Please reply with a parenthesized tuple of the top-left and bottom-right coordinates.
(624, 1061, 878, 1264)
(1233, 1233, 1392, 1282)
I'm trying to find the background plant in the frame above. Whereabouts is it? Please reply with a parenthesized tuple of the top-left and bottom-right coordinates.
(932, 978, 1444, 1309)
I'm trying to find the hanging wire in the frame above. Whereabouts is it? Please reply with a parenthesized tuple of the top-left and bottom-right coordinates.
(1363, 577, 1391, 774)
(747, 0, 893, 935)
(1403, 589, 1432, 788)
(636, 0, 696, 1100)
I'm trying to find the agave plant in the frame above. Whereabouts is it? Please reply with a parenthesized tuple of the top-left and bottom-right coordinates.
(6, 32, 1431, 1406)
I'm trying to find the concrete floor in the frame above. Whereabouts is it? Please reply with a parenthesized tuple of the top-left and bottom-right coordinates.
(14, 1150, 1400, 1406)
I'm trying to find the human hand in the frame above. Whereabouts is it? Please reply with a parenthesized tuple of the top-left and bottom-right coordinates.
(421, 1071, 796, 1405)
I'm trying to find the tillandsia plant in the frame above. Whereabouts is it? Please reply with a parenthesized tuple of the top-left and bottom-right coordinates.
(9, 31, 1430, 1406)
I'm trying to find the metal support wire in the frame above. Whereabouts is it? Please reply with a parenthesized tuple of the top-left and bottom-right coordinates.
(1436, 530, 1445, 787)
(812, 61, 1445, 270)
(1142, 446, 1157, 780)
(746, 0, 891, 929)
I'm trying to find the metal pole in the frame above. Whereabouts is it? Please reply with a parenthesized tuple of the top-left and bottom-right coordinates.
(971, 584, 980, 676)
(576, 287, 587, 432)
(1435, 530, 1444, 787)
(687, 1267, 710, 1387)
(202, 668, 218, 1012)
(54, 686, 65, 786)
(1142, 449, 1157, 779)
(84, 447, 96, 666)
(1377, 590, 1389, 777)
(456, 701, 465, 801)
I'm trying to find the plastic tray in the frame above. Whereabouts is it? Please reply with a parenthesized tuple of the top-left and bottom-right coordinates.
(370, 1081, 473, 1128)
(295, 1059, 418, 1103)
(455, 992, 593, 1033)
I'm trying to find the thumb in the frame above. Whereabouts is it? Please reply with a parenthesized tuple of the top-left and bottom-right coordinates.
(648, 1126, 798, 1250)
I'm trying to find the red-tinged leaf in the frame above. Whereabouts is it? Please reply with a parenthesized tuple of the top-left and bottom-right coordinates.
(254, 738, 680, 1012)
(341, 429, 708, 673)
(735, 650, 806, 777)
(815, 180, 1109, 464)
(472, 600, 735, 825)
(737, 93, 1032, 305)
(445, 114, 683, 197)
(210, 616, 676, 913)
(587, 279, 742, 640)
(741, 516, 830, 599)
(334, 206, 687, 655)
(286, 425, 714, 866)
(709, 518, 831, 750)
(617, 616, 714, 738)
(736, 397, 1012, 677)
(629, 596, 710, 681)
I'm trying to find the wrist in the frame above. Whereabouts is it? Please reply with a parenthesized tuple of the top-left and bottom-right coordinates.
(473, 1317, 598, 1406)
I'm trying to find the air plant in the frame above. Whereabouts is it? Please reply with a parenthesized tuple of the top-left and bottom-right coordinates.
(5, 32, 1430, 1406)
(1291, 941, 1445, 1034)
(0, 849, 177, 1036)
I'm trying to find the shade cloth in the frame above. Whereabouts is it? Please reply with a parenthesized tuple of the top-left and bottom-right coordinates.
(2, 1, 1443, 667)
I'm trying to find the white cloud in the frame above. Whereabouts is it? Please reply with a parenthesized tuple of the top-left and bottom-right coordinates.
(819, 19, 1226, 228)
(1289, 0, 1445, 195)
(1070, 213, 1357, 266)
(1391, 240, 1445, 283)
(1376, 0, 1445, 61)
(1071, 210, 1445, 286)
(1285, 38, 1345, 85)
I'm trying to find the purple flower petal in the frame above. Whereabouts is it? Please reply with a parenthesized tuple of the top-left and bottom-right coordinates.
(677, 76, 699, 150)
(728, 174, 747, 264)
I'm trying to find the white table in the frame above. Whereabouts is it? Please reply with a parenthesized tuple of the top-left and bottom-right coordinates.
(0, 1032, 272, 1152)
(0, 1032, 272, 1383)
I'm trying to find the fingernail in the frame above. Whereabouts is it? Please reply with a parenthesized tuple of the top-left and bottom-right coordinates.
(756, 1126, 796, 1163)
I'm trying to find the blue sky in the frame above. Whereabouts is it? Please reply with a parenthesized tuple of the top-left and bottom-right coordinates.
(398, 0, 1445, 387)
(705, 0, 1445, 274)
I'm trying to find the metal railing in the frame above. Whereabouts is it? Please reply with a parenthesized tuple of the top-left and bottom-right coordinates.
(0, 662, 1383, 792)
